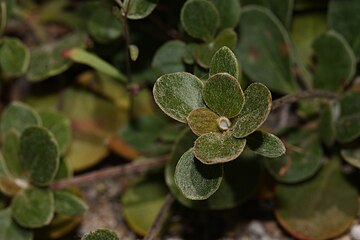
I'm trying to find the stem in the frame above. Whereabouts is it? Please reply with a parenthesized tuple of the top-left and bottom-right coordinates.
(50, 156, 168, 190)
(144, 194, 174, 240)
(271, 90, 338, 111)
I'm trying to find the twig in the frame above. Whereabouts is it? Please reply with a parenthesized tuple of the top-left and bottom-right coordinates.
(144, 194, 174, 240)
(271, 90, 338, 111)
(50, 156, 168, 190)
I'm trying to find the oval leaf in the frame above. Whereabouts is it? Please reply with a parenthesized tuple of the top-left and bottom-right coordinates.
(153, 72, 205, 123)
(187, 108, 219, 136)
(194, 131, 246, 164)
(180, 0, 219, 41)
(20, 126, 59, 186)
(2, 130, 22, 177)
(0, 38, 29, 77)
(54, 190, 88, 217)
(203, 73, 244, 118)
(341, 143, 360, 169)
(82, 229, 119, 240)
(122, 0, 157, 20)
(275, 158, 358, 240)
(175, 148, 223, 200)
(12, 188, 54, 228)
(152, 40, 186, 74)
(233, 83, 272, 138)
(247, 131, 285, 158)
(209, 46, 239, 78)
(208, 0, 240, 30)
(0, 208, 33, 240)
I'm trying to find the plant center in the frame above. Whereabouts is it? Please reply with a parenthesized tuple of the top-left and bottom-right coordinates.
(217, 116, 231, 131)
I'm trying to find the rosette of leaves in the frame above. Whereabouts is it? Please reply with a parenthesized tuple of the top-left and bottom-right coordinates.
(153, 47, 285, 200)
(0, 102, 87, 240)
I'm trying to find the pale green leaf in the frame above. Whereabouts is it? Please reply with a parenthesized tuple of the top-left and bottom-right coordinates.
(247, 131, 285, 158)
(152, 40, 186, 74)
(54, 190, 88, 217)
(207, 0, 240, 30)
(82, 229, 119, 240)
(0, 208, 33, 240)
(2, 130, 22, 177)
(122, 0, 157, 20)
(0, 38, 29, 77)
(209, 46, 239, 78)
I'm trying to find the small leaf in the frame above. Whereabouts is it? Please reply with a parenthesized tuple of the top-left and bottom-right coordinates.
(122, 0, 157, 20)
(2, 130, 22, 177)
(20, 126, 59, 186)
(175, 148, 223, 200)
(54, 190, 88, 217)
(313, 31, 356, 91)
(194, 131, 246, 164)
(129, 44, 139, 61)
(12, 188, 54, 228)
(1, 101, 41, 135)
(203, 73, 244, 118)
(275, 158, 358, 240)
(187, 108, 219, 136)
(180, 0, 219, 41)
(0, 37, 29, 77)
(207, 0, 240, 30)
(319, 102, 338, 146)
(247, 131, 285, 158)
(233, 83, 272, 138)
(152, 40, 186, 74)
(54, 158, 72, 180)
(63, 48, 127, 83)
(0, 208, 33, 240)
(209, 46, 239, 78)
(153, 72, 205, 123)
(39, 111, 72, 155)
(0, 176, 23, 196)
(341, 146, 360, 169)
(82, 229, 119, 240)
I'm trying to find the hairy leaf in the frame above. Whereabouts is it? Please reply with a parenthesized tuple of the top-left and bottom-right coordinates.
(0, 208, 33, 240)
(2, 130, 22, 177)
(0, 38, 29, 77)
(187, 108, 219, 136)
(209, 46, 239, 78)
(82, 229, 119, 240)
(152, 40, 186, 74)
(207, 0, 240, 30)
(122, 0, 157, 20)
(247, 131, 285, 158)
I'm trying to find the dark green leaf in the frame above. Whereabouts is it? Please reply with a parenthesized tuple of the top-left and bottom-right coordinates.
(152, 40, 186, 74)
(82, 229, 119, 240)
(203, 73, 244, 118)
(0, 38, 29, 77)
(0, 208, 33, 240)
(207, 0, 240, 30)
(247, 131, 285, 158)
(20, 126, 59, 186)
(122, 0, 157, 20)
(2, 130, 22, 177)
(209, 46, 239, 78)
(0, 153, 8, 177)
(319, 102, 338, 146)
(194, 131, 246, 164)
(54, 158, 72, 180)
(175, 148, 223, 200)
(187, 108, 219, 136)
(54, 190, 88, 217)
(12, 188, 54, 228)
(275, 158, 358, 239)
(153, 72, 205, 123)
(180, 0, 219, 41)
(233, 83, 272, 138)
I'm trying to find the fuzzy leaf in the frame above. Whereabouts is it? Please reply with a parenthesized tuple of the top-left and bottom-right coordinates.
(1, 101, 41, 135)
(152, 40, 186, 74)
(20, 126, 59, 186)
(233, 83, 272, 138)
(54, 190, 88, 217)
(194, 131, 246, 164)
(341, 147, 360, 169)
(187, 108, 219, 136)
(12, 188, 54, 228)
(209, 46, 239, 78)
(236, 6, 297, 94)
(153, 72, 205, 123)
(82, 229, 119, 240)
(207, 0, 240, 30)
(54, 158, 72, 180)
(203, 73, 244, 118)
(275, 158, 358, 240)
(0, 38, 29, 77)
(313, 31, 356, 91)
(180, 0, 219, 41)
(247, 131, 285, 158)
(122, 0, 157, 20)
(0, 208, 33, 240)
(175, 148, 223, 200)
(2, 130, 22, 177)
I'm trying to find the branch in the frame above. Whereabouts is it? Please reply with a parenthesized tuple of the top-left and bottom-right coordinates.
(271, 90, 338, 111)
(50, 156, 168, 190)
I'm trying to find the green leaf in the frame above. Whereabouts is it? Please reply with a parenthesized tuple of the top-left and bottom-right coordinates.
(12, 188, 54, 228)
(207, 0, 240, 30)
(122, 0, 157, 20)
(336, 92, 360, 143)
(63, 48, 126, 83)
(203, 73, 244, 118)
(27, 33, 86, 82)
(2, 130, 22, 177)
(265, 129, 323, 183)
(54, 190, 88, 217)
(0, 38, 29, 77)
(1, 101, 41, 135)
(152, 40, 186, 75)
(153, 72, 205, 123)
(209, 46, 239, 78)
(175, 148, 223, 200)
(341, 145, 360, 169)
(236, 6, 297, 94)
(87, 6, 122, 43)
(121, 173, 168, 236)
(329, 0, 360, 58)
(313, 31, 356, 91)
(194, 131, 246, 164)
(54, 158, 72, 180)
(187, 108, 219, 136)
(233, 83, 272, 138)
(0, 208, 33, 240)
(275, 158, 358, 239)
(82, 229, 119, 240)
(194, 28, 237, 68)
(247, 131, 285, 158)
(39, 111, 71, 155)
(180, 0, 219, 41)
(0, 153, 8, 177)
(20, 126, 59, 186)
(319, 102, 338, 146)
